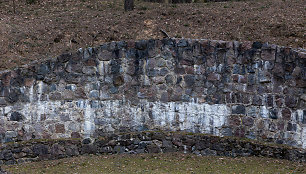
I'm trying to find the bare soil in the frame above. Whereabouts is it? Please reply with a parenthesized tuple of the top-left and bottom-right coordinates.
(0, 0, 305, 70)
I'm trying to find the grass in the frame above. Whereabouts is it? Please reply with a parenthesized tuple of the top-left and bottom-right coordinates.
(3, 153, 306, 174)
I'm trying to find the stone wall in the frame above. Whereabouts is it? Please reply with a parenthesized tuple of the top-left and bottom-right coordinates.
(0, 132, 305, 165)
(0, 38, 305, 150)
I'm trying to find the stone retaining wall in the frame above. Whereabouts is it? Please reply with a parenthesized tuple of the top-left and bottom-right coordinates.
(0, 132, 305, 165)
(0, 38, 305, 150)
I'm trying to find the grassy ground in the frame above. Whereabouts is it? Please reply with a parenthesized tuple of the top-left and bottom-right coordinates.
(3, 153, 306, 174)
(0, 0, 305, 71)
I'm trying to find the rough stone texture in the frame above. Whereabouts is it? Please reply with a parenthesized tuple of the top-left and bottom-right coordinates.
(0, 132, 305, 165)
(0, 38, 305, 151)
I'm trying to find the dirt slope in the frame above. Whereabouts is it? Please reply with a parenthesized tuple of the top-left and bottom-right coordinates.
(0, 0, 305, 70)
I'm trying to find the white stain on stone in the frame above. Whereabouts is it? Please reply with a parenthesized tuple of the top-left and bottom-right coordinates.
(302, 127, 306, 149)
(29, 85, 34, 103)
(260, 106, 269, 118)
(83, 100, 95, 138)
(7, 98, 305, 149)
(36, 81, 44, 122)
(93, 100, 229, 136)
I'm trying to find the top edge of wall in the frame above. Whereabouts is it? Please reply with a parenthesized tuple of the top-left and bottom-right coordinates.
(0, 38, 305, 74)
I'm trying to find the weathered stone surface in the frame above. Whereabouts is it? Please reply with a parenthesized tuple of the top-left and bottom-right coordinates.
(0, 131, 305, 165)
(0, 38, 305, 153)
(232, 105, 246, 115)
(242, 116, 254, 127)
(10, 112, 24, 122)
(184, 75, 195, 87)
(269, 109, 278, 119)
(285, 96, 297, 108)
(201, 148, 217, 156)
(55, 124, 65, 134)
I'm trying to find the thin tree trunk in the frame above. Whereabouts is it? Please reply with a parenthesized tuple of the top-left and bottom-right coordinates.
(124, 0, 134, 11)
(13, 0, 16, 14)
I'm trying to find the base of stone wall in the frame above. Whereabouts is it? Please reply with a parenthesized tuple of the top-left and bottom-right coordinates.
(0, 131, 305, 165)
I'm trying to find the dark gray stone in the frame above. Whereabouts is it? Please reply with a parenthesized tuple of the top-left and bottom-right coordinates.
(110, 61, 121, 74)
(246, 131, 256, 140)
(113, 146, 125, 153)
(247, 64, 255, 73)
(248, 74, 256, 85)
(37, 64, 49, 76)
(266, 95, 274, 107)
(89, 90, 99, 99)
(113, 75, 124, 86)
(146, 144, 161, 153)
(65, 84, 76, 91)
(184, 75, 195, 87)
(201, 148, 217, 156)
(81, 144, 97, 154)
(160, 92, 169, 102)
(109, 87, 118, 94)
(252, 95, 262, 105)
(177, 39, 188, 47)
(285, 96, 297, 108)
(247, 106, 258, 117)
(6, 90, 19, 103)
(147, 69, 157, 77)
(0, 150, 13, 161)
(302, 110, 306, 124)
(49, 84, 57, 92)
(258, 71, 271, 83)
(232, 105, 246, 115)
(60, 114, 70, 122)
(159, 68, 169, 76)
(65, 145, 79, 156)
(82, 66, 97, 75)
(221, 128, 232, 136)
(90, 100, 100, 108)
(33, 144, 49, 156)
(233, 64, 240, 74)
(165, 75, 174, 85)
(287, 122, 297, 132)
(0, 97, 7, 106)
(94, 118, 106, 126)
(269, 109, 278, 119)
(82, 138, 92, 144)
(10, 112, 24, 122)
(181, 94, 190, 102)
(252, 42, 262, 49)
(135, 40, 147, 50)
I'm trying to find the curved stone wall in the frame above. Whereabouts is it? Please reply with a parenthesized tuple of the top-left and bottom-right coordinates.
(1, 132, 305, 165)
(0, 39, 305, 149)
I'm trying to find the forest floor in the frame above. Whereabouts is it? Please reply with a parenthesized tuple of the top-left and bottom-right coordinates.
(0, 0, 305, 70)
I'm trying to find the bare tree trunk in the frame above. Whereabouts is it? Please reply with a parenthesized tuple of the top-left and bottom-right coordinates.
(124, 0, 134, 11)
(13, 0, 16, 14)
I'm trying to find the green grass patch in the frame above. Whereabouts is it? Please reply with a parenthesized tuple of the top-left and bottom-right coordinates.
(3, 153, 306, 174)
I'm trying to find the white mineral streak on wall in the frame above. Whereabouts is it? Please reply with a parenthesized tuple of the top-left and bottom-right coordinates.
(296, 110, 306, 149)
(36, 81, 44, 122)
(302, 128, 306, 149)
(83, 100, 95, 138)
(12, 97, 305, 148)
(95, 100, 229, 136)
(29, 85, 34, 102)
